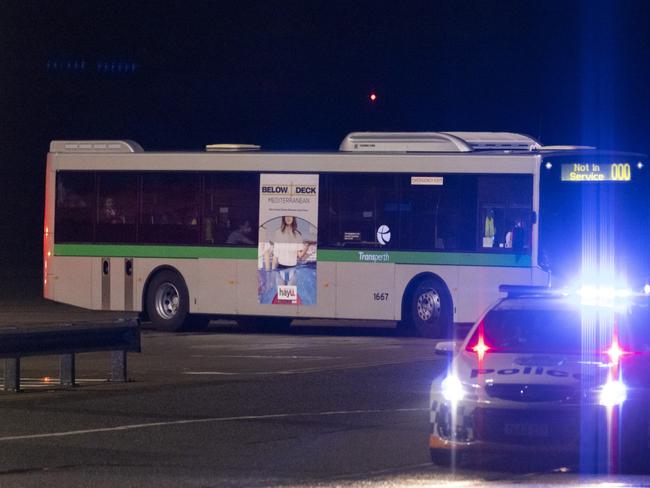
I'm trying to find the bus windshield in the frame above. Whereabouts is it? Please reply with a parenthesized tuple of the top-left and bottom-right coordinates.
(539, 154, 650, 289)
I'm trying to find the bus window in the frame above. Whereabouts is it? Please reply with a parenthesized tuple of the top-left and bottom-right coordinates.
(204, 173, 258, 246)
(55, 171, 94, 243)
(399, 174, 476, 252)
(140, 173, 201, 245)
(325, 173, 400, 248)
(477, 175, 532, 253)
(95, 172, 137, 243)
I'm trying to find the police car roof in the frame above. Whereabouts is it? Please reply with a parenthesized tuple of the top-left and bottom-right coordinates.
(493, 296, 577, 312)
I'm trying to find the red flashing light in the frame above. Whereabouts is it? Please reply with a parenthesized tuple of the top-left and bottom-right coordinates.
(605, 336, 630, 365)
(466, 322, 490, 361)
(369, 92, 377, 102)
(472, 335, 490, 361)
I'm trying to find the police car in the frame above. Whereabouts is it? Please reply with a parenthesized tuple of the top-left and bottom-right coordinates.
(429, 285, 650, 472)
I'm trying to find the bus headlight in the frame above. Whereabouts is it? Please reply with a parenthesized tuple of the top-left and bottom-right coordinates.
(598, 380, 627, 407)
(441, 375, 466, 403)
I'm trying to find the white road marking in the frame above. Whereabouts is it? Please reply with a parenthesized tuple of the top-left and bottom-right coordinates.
(218, 355, 341, 360)
(183, 372, 241, 375)
(0, 408, 426, 442)
(184, 370, 318, 375)
(183, 356, 437, 377)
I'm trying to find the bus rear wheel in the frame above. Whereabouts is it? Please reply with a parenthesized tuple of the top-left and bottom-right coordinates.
(145, 270, 189, 331)
(408, 278, 452, 338)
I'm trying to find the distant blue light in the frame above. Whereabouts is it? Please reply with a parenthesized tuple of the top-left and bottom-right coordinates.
(48, 57, 136, 75)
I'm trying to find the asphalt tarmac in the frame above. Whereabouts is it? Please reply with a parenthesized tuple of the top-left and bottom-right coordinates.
(0, 297, 649, 487)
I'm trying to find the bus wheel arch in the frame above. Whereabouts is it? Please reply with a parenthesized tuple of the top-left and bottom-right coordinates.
(401, 273, 453, 338)
(143, 266, 191, 331)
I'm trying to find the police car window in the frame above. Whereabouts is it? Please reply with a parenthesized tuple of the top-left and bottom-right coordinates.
(479, 309, 582, 353)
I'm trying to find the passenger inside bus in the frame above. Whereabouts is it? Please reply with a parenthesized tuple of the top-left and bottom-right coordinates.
(227, 220, 255, 245)
(505, 218, 525, 251)
(483, 208, 496, 247)
(100, 197, 125, 224)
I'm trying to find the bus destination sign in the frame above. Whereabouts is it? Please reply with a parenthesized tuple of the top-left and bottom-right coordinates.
(560, 162, 631, 182)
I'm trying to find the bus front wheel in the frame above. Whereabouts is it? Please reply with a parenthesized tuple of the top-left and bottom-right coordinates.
(145, 270, 189, 331)
(408, 278, 452, 338)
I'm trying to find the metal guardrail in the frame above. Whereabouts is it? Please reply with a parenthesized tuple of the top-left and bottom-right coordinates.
(0, 319, 141, 392)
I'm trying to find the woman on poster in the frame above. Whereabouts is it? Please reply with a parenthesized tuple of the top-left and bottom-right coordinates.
(271, 216, 307, 286)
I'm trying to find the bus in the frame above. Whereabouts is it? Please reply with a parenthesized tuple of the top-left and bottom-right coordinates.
(43, 132, 650, 337)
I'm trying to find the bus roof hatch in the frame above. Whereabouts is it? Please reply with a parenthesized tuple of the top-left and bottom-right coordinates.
(49, 140, 143, 153)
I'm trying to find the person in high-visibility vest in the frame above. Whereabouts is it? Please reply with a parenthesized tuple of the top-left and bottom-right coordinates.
(484, 209, 496, 247)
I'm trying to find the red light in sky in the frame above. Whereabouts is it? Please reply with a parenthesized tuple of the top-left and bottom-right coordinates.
(369, 92, 377, 102)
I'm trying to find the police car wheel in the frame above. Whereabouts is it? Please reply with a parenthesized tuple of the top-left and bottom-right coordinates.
(430, 448, 452, 466)
(409, 278, 451, 338)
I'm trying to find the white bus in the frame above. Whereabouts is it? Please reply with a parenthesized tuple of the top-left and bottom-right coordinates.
(43, 132, 650, 336)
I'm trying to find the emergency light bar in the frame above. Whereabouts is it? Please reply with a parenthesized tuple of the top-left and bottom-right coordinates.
(500, 284, 650, 307)
(498, 285, 566, 298)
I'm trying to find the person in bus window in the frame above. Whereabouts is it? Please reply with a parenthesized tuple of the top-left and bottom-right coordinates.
(512, 218, 525, 252)
(505, 218, 525, 251)
(101, 197, 124, 224)
(227, 220, 255, 245)
(483, 208, 496, 247)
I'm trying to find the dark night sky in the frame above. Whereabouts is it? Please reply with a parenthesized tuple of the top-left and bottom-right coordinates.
(2, 0, 650, 267)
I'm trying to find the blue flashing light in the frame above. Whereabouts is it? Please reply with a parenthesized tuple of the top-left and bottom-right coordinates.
(577, 285, 631, 309)
(598, 380, 627, 407)
(441, 375, 465, 403)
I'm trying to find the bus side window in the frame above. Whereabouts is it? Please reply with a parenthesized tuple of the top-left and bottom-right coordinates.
(399, 174, 476, 252)
(203, 173, 259, 247)
(55, 171, 94, 243)
(325, 173, 399, 248)
(477, 175, 532, 252)
(95, 172, 137, 243)
(140, 173, 201, 245)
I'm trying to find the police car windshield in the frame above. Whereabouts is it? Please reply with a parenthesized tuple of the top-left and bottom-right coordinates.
(478, 308, 582, 354)
(472, 299, 650, 355)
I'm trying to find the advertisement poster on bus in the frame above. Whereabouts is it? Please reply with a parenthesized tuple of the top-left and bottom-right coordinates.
(258, 174, 318, 305)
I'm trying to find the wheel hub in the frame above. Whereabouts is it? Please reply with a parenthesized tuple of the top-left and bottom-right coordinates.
(416, 289, 441, 322)
(155, 282, 180, 319)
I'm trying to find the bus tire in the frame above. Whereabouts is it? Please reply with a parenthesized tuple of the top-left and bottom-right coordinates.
(408, 277, 452, 338)
(145, 270, 189, 331)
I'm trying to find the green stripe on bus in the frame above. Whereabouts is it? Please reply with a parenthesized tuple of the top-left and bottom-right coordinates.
(54, 244, 257, 259)
(55, 244, 530, 267)
(318, 250, 531, 267)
